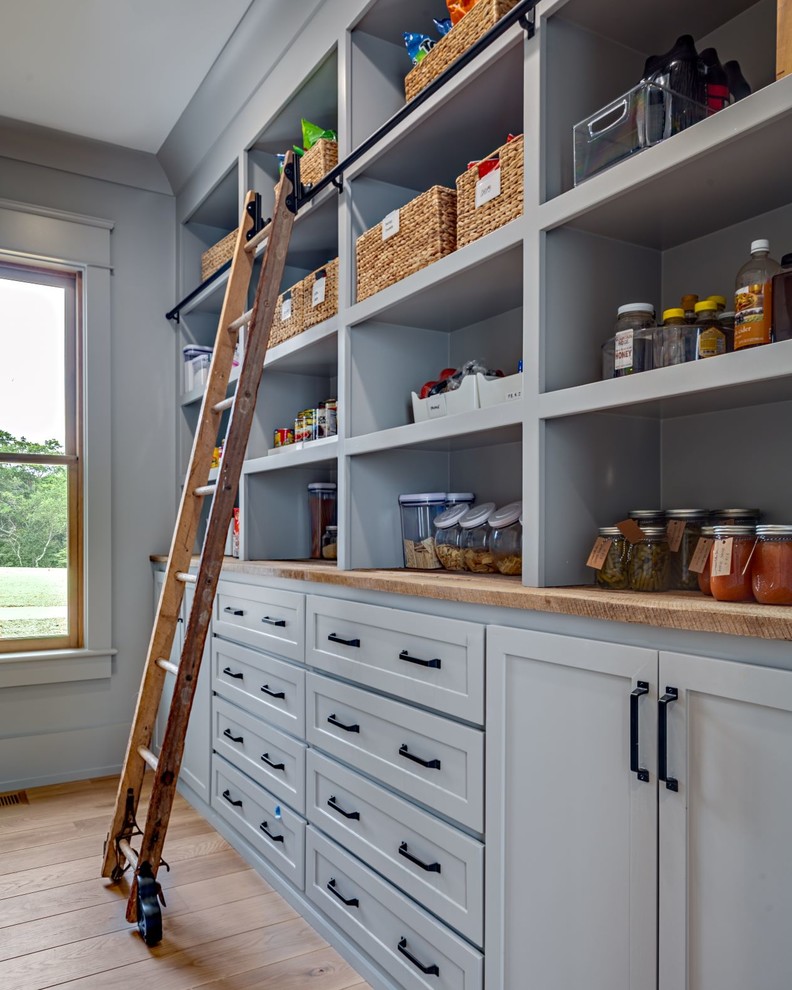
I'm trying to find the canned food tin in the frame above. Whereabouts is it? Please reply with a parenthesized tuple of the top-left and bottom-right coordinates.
(273, 428, 294, 447)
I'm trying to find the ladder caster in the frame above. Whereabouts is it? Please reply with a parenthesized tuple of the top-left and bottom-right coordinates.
(110, 864, 126, 883)
(136, 868, 163, 947)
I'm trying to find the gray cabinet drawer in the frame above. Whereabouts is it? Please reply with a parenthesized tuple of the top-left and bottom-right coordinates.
(307, 749, 483, 945)
(213, 695, 306, 814)
(212, 637, 305, 738)
(211, 754, 305, 890)
(306, 595, 484, 724)
(306, 673, 484, 831)
(214, 580, 304, 661)
(307, 827, 482, 990)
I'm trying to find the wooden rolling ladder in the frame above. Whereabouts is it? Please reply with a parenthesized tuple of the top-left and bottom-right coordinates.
(101, 155, 297, 946)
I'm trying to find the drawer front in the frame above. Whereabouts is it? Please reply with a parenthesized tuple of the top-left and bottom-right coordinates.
(306, 595, 485, 723)
(306, 673, 484, 831)
(307, 827, 482, 990)
(213, 695, 306, 814)
(214, 580, 304, 661)
(212, 637, 305, 738)
(307, 749, 483, 945)
(211, 754, 305, 889)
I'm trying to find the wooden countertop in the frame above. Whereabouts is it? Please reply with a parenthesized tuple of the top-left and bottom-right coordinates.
(150, 556, 792, 641)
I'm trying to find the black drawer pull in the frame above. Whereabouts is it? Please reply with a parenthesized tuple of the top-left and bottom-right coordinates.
(630, 681, 650, 783)
(259, 821, 284, 843)
(261, 683, 286, 699)
(399, 841, 441, 873)
(223, 606, 245, 616)
(328, 633, 360, 648)
(328, 713, 360, 733)
(223, 667, 244, 680)
(223, 727, 244, 744)
(399, 744, 441, 770)
(221, 789, 242, 808)
(399, 649, 441, 669)
(262, 615, 286, 627)
(659, 686, 680, 792)
(260, 752, 286, 771)
(398, 937, 439, 976)
(327, 795, 360, 820)
(327, 877, 359, 907)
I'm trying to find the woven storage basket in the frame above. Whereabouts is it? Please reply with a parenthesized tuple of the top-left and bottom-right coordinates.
(356, 186, 457, 302)
(456, 134, 524, 248)
(300, 139, 339, 189)
(200, 228, 238, 282)
(404, 0, 519, 102)
(295, 258, 339, 330)
(269, 285, 304, 348)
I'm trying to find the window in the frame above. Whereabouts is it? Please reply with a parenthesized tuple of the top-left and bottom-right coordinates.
(0, 262, 82, 652)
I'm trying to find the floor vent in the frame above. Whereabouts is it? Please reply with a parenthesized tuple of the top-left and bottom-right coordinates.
(0, 791, 28, 807)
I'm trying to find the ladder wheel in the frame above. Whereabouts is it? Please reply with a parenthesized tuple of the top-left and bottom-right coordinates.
(136, 874, 162, 947)
(110, 864, 125, 883)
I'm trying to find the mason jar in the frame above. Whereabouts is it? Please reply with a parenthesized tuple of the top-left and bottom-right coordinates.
(697, 525, 717, 596)
(710, 525, 756, 602)
(666, 508, 708, 591)
(594, 527, 629, 590)
(628, 526, 670, 592)
(752, 525, 792, 605)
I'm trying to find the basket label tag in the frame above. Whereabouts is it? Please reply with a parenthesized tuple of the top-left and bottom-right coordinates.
(312, 276, 327, 307)
(427, 394, 447, 418)
(614, 329, 634, 370)
(667, 520, 686, 553)
(281, 296, 292, 321)
(475, 165, 501, 208)
(382, 210, 400, 240)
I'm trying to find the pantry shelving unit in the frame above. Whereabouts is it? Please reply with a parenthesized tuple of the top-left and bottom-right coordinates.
(169, 0, 792, 591)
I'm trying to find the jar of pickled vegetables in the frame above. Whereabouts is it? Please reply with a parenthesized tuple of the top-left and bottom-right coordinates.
(488, 501, 523, 575)
(459, 502, 497, 573)
(595, 527, 629, 589)
(752, 526, 792, 605)
(696, 525, 717, 595)
(709, 525, 756, 602)
(666, 509, 708, 591)
(628, 527, 670, 592)
(432, 504, 468, 571)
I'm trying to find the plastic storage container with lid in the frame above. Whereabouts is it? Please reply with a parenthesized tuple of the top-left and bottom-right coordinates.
(321, 525, 338, 561)
(445, 492, 475, 507)
(433, 504, 469, 571)
(399, 492, 446, 569)
(666, 508, 709, 591)
(459, 502, 497, 573)
(488, 501, 523, 575)
(628, 526, 670, 591)
(308, 482, 337, 559)
(594, 527, 629, 589)
(602, 303, 655, 379)
(709, 525, 756, 602)
(752, 525, 792, 605)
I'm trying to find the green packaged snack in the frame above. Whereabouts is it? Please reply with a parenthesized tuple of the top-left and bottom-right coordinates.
(301, 118, 337, 151)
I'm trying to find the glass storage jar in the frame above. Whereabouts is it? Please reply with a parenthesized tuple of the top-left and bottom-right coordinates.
(594, 527, 629, 590)
(321, 525, 338, 561)
(709, 525, 756, 602)
(666, 509, 708, 591)
(628, 526, 670, 592)
(752, 525, 792, 605)
(432, 504, 469, 571)
(445, 492, 475, 508)
(459, 502, 497, 573)
(488, 501, 523, 575)
(308, 482, 337, 559)
(709, 508, 761, 526)
(602, 302, 655, 379)
(629, 508, 666, 528)
(398, 492, 446, 569)
(696, 525, 717, 595)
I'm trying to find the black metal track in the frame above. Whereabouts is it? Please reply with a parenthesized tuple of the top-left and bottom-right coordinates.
(166, 0, 536, 322)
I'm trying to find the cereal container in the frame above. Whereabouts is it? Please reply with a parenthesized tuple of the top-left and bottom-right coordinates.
(488, 501, 523, 575)
(399, 492, 446, 569)
(459, 503, 497, 573)
(433, 504, 468, 571)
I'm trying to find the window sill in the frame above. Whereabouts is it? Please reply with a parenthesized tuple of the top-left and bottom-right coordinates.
(0, 648, 116, 688)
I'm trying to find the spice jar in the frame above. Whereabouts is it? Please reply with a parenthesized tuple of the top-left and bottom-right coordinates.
(696, 525, 717, 595)
(666, 509, 708, 591)
(321, 525, 338, 561)
(752, 526, 792, 605)
(628, 526, 670, 592)
(594, 527, 629, 590)
(308, 483, 337, 559)
(459, 502, 497, 573)
(433, 504, 468, 571)
(398, 492, 446, 569)
(709, 525, 756, 602)
(488, 501, 523, 575)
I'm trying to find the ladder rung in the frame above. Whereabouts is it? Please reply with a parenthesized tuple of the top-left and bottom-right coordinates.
(228, 308, 252, 332)
(194, 483, 216, 497)
(138, 746, 159, 772)
(156, 658, 179, 675)
(118, 838, 139, 869)
(244, 220, 271, 254)
(213, 396, 234, 413)
(175, 572, 197, 584)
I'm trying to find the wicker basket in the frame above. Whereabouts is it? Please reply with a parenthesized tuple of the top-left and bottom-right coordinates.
(356, 186, 457, 302)
(295, 258, 339, 330)
(300, 139, 339, 189)
(269, 284, 304, 348)
(404, 0, 519, 102)
(200, 228, 238, 282)
(456, 135, 524, 248)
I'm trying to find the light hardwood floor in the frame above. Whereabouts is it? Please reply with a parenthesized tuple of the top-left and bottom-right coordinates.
(0, 776, 371, 990)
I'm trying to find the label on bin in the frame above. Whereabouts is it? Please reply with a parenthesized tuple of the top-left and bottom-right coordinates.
(382, 210, 400, 240)
(281, 296, 292, 321)
(710, 537, 733, 577)
(475, 165, 501, 208)
(666, 520, 686, 553)
(586, 536, 611, 570)
(427, 394, 448, 418)
(312, 276, 326, 307)
(614, 329, 634, 371)
(689, 537, 714, 574)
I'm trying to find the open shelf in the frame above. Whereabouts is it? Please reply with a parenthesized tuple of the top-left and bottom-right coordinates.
(244, 436, 339, 475)
(264, 317, 338, 375)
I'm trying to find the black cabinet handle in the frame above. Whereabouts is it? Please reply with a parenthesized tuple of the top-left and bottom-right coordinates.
(327, 877, 358, 907)
(399, 744, 440, 770)
(222, 789, 242, 808)
(327, 795, 360, 820)
(260, 752, 285, 771)
(261, 683, 286, 699)
(399, 649, 441, 669)
(262, 616, 286, 627)
(659, 686, 679, 792)
(630, 681, 650, 783)
(397, 937, 439, 976)
(223, 606, 245, 616)
(259, 821, 284, 843)
(398, 841, 441, 873)
(328, 633, 360, 648)
(223, 667, 243, 680)
(223, 727, 244, 744)
(328, 713, 360, 733)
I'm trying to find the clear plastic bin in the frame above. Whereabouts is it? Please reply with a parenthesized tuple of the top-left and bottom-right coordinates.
(308, 483, 336, 559)
(399, 492, 446, 569)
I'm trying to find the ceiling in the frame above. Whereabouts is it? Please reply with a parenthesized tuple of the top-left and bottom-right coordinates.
(0, 0, 256, 153)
